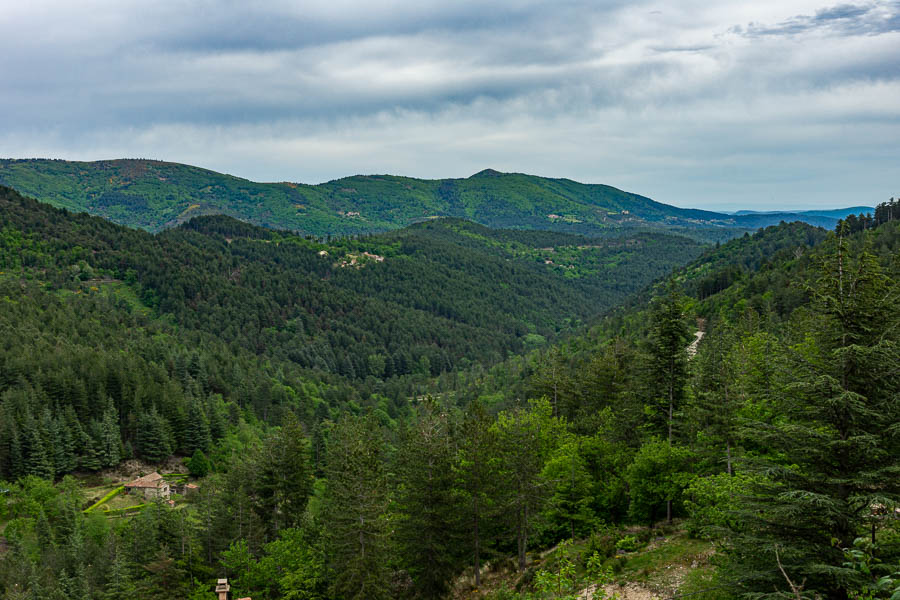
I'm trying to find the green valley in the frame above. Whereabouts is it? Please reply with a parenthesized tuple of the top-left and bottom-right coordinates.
(1, 179, 898, 600)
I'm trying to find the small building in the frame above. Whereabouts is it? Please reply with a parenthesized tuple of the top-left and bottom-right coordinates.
(180, 482, 199, 495)
(124, 472, 171, 500)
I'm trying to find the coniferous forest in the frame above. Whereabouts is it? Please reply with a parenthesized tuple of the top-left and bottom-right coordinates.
(2, 182, 900, 600)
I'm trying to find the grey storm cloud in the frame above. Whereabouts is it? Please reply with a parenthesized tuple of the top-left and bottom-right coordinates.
(0, 0, 898, 211)
(737, 1, 900, 37)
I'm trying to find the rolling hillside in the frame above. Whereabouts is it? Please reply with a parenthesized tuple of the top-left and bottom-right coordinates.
(0, 158, 844, 237)
(0, 185, 704, 387)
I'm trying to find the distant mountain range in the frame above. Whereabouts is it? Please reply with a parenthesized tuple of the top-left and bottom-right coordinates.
(731, 207, 873, 219)
(0, 158, 871, 237)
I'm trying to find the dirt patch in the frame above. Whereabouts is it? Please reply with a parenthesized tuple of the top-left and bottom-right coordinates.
(102, 457, 187, 483)
(599, 582, 662, 599)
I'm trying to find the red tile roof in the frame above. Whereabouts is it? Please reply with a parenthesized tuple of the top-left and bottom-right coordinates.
(125, 472, 167, 489)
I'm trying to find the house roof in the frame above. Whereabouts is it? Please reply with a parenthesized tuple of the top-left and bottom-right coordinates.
(125, 472, 167, 489)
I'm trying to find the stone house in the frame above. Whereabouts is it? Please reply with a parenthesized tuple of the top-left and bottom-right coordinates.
(123, 472, 171, 500)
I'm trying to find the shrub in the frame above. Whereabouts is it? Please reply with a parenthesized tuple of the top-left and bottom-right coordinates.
(615, 535, 640, 552)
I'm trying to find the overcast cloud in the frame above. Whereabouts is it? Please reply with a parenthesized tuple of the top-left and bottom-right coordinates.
(1, 0, 897, 210)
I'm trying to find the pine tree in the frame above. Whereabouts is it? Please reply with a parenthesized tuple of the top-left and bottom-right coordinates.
(103, 543, 136, 600)
(687, 323, 741, 475)
(645, 278, 691, 522)
(136, 409, 173, 464)
(253, 412, 313, 534)
(395, 400, 463, 598)
(729, 232, 900, 598)
(454, 399, 500, 588)
(541, 434, 599, 540)
(23, 423, 54, 479)
(184, 401, 211, 455)
(186, 450, 210, 478)
(99, 403, 122, 468)
(322, 414, 391, 600)
(646, 278, 692, 444)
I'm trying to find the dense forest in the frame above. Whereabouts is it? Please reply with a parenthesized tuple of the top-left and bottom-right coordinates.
(1, 187, 899, 600)
(0, 159, 846, 238)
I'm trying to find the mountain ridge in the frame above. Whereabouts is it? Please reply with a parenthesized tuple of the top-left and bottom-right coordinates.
(0, 158, 857, 237)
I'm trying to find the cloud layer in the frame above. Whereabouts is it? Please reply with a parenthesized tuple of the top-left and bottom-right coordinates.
(1, 0, 898, 210)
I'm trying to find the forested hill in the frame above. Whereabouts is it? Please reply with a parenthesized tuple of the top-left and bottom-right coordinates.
(0, 184, 704, 476)
(0, 158, 842, 236)
(3, 177, 899, 600)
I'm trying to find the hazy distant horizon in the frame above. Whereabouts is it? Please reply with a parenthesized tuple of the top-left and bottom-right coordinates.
(1, 1, 897, 211)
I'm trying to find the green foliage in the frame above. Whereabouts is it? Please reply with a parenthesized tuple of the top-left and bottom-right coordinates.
(541, 436, 601, 541)
(615, 535, 641, 552)
(186, 450, 210, 478)
(842, 538, 900, 600)
(252, 413, 314, 534)
(395, 400, 464, 598)
(682, 472, 758, 539)
(625, 441, 694, 525)
(0, 184, 705, 485)
(723, 232, 900, 597)
(4, 170, 900, 600)
(493, 398, 567, 571)
(644, 279, 691, 442)
(321, 415, 391, 600)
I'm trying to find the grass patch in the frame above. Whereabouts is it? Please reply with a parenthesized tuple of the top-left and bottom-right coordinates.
(679, 565, 738, 600)
(84, 486, 124, 513)
(104, 504, 147, 517)
(99, 281, 152, 316)
(618, 531, 711, 581)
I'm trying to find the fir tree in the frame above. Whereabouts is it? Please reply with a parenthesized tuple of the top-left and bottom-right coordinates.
(253, 412, 313, 534)
(322, 414, 391, 600)
(395, 400, 463, 598)
(730, 232, 900, 598)
(454, 399, 500, 588)
(184, 401, 211, 455)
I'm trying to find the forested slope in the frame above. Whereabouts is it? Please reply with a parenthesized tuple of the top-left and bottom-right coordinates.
(467, 208, 900, 599)
(0, 184, 704, 481)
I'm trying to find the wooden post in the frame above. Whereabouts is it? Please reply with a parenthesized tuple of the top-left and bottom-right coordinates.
(215, 578, 230, 600)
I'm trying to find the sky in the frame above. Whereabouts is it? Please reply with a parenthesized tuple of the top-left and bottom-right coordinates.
(1, 1, 898, 211)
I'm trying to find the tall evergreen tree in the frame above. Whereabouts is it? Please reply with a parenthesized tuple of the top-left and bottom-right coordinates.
(253, 412, 313, 535)
(687, 323, 740, 475)
(99, 404, 122, 468)
(454, 399, 500, 588)
(184, 400, 211, 455)
(646, 278, 692, 444)
(395, 400, 463, 598)
(645, 278, 691, 522)
(136, 409, 173, 463)
(729, 233, 900, 598)
(322, 414, 391, 600)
